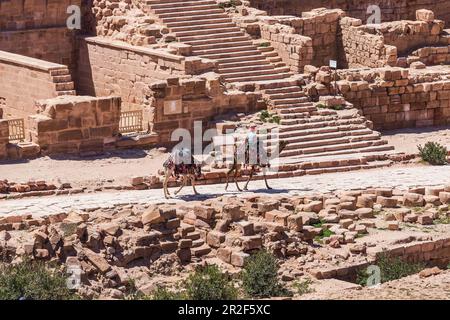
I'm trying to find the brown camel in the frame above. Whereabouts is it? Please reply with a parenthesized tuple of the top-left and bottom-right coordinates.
(225, 139, 289, 191)
(162, 149, 203, 199)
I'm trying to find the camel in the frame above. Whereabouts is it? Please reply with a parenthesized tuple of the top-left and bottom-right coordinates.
(225, 139, 289, 191)
(162, 148, 203, 199)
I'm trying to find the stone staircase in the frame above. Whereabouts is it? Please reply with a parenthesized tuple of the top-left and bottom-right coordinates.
(143, 0, 396, 175)
(49, 67, 76, 96)
(144, 0, 292, 83)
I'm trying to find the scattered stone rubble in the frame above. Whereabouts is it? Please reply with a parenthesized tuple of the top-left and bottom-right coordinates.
(1, 184, 449, 298)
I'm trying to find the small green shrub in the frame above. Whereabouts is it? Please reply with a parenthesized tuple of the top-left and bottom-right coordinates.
(218, 0, 237, 9)
(259, 42, 271, 47)
(150, 286, 187, 300)
(356, 253, 425, 286)
(242, 250, 289, 298)
(418, 141, 447, 165)
(292, 279, 314, 296)
(434, 215, 450, 224)
(185, 265, 237, 300)
(0, 259, 79, 300)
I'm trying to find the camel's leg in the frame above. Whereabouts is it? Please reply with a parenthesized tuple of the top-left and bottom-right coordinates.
(225, 165, 235, 191)
(234, 164, 242, 191)
(243, 166, 255, 190)
(262, 166, 272, 190)
(163, 169, 171, 199)
(190, 175, 199, 195)
(175, 175, 187, 195)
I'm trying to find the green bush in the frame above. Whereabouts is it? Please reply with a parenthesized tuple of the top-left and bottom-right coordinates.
(292, 279, 314, 296)
(418, 141, 447, 165)
(150, 286, 187, 300)
(241, 250, 289, 298)
(0, 259, 79, 300)
(356, 253, 425, 286)
(185, 265, 237, 300)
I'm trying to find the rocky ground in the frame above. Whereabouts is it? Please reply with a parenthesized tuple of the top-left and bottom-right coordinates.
(1, 180, 449, 299)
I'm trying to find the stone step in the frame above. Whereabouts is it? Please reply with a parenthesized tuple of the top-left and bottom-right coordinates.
(154, 4, 219, 14)
(163, 13, 229, 24)
(267, 91, 305, 100)
(56, 90, 76, 96)
(178, 31, 246, 42)
(201, 49, 260, 60)
(225, 72, 292, 83)
(279, 140, 389, 158)
(166, 17, 232, 28)
(277, 106, 318, 114)
(286, 145, 395, 161)
(268, 129, 376, 145)
(272, 97, 309, 105)
(52, 75, 72, 83)
(193, 44, 257, 56)
(158, 8, 224, 18)
(264, 86, 302, 95)
(175, 25, 241, 37)
(219, 59, 271, 69)
(278, 132, 382, 151)
(191, 39, 252, 51)
(49, 68, 70, 76)
(214, 53, 267, 64)
(171, 22, 236, 33)
(219, 64, 275, 74)
(185, 35, 251, 46)
(279, 118, 366, 132)
(222, 66, 290, 79)
(279, 117, 365, 128)
(150, 0, 216, 10)
(55, 82, 74, 91)
(191, 244, 212, 257)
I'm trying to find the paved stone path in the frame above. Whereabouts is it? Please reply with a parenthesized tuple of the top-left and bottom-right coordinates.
(1, 166, 449, 217)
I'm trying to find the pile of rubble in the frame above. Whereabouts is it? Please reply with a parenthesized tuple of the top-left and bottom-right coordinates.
(0, 180, 76, 198)
(1, 184, 449, 298)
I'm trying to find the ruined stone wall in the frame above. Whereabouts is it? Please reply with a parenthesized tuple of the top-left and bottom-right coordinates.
(0, 28, 77, 71)
(280, 9, 345, 67)
(28, 95, 121, 155)
(149, 76, 261, 143)
(339, 17, 397, 68)
(408, 45, 450, 66)
(248, 0, 450, 25)
(259, 23, 313, 73)
(335, 68, 450, 130)
(76, 37, 215, 114)
(0, 120, 8, 159)
(0, 0, 81, 31)
(0, 51, 68, 122)
(363, 19, 446, 56)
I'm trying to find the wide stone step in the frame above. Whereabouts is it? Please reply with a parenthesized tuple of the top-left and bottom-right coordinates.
(175, 26, 241, 37)
(185, 35, 250, 46)
(192, 40, 252, 51)
(154, 4, 219, 14)
(268, 91, 305, 100)
(166, 17, 232, 28)
(178, 31, 245, 42)
(219, 64, 274, 74)
(279, 118, 366, 132)
(201, 49, 260, 60)
(52, 75, 72, 83)
(214, 53, 267, 64)
(171, 22, 236, 33)
(278, 106, 318, 114)
(279, 117, 365, 128)
(264, 86, 303, 95)
(222, 66, 289, 79)
(219, 59, 271, 69)
(150, 0, 216, 10)
(279, 140, 388, 157)
(56, 90, 76, 96)
(162, 13, 229, 24)
(159, 8, 223, 18)
(272, 97, 309, 105)
(193, 44, 256, 55)
(227, 72, 292, 83)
